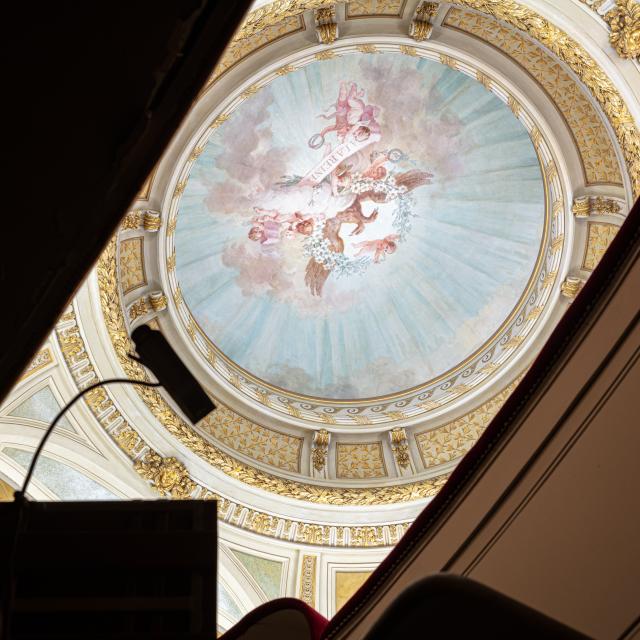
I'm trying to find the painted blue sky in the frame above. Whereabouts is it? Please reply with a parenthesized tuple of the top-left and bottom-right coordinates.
(175, 52, 544, 399)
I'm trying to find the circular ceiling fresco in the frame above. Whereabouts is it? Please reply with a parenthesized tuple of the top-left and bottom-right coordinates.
(174, 49, 545, 402)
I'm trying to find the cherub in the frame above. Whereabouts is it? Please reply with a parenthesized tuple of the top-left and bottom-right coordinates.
(248, 208, 315, 244)
(345, 88, 381, 136)
(286, 211, 315, 237)
(316, 81, 381, 143)
(248, 223, 280, 245)
(361, 150, 390, 180)
(353, 234, 400, 263)
(248, 208, 288, 245)
(316, 81, 354, 141)
(330, 163, 354, 196)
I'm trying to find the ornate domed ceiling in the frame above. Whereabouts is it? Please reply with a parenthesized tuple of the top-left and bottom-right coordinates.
(165, 40, 566, 428)
(2, 0, 638, 626)
(174, 49, 545, 404)
(86, 0, 635, 526)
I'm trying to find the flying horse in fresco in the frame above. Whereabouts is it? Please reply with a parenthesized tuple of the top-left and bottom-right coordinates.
(247, 81, 433, 296)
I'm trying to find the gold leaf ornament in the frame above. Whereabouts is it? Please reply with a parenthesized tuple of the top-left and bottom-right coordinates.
(135, 452, 197, 499)
(454, 0, 639, 196)
(606, 0, 640, 59)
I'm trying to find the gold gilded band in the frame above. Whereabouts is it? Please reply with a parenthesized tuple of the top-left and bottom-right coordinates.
(233, 0, 639, 196)
(98, 239, 449, 506)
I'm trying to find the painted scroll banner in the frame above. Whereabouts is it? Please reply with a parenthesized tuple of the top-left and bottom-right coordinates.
(303, 129, 382, 185)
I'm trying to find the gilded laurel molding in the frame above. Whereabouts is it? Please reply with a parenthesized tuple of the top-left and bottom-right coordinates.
(165, 42, 559, 427)
(449, 0, 639, 197)
(235, 1, 331, 41)
(207, 14, 305, 87)
(444, 7, 624, 187)
(98, 238, 452, 507)
(54, 301, 421, 546)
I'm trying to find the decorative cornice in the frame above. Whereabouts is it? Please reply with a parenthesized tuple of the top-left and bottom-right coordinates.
(452, 0, 639, 196)
(389, 428, 411, 470)
(98, 238, 451, 506)
(410, 2, 438, 40)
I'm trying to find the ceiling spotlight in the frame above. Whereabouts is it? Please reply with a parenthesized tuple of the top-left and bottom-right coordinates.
(131, 325, 215, 424)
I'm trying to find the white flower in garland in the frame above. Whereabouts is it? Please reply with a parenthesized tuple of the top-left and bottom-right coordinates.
(304, 221, 371, 277)
(350, 173, 408, 200)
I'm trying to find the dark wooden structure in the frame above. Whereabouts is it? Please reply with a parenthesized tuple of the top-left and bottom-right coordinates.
(1, 500, 217, 639)
(1, 0, 251, 401)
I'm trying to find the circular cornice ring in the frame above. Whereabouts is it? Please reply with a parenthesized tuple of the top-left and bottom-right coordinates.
(99, 40, 568, 506)
(91, 0, 637, 510)
(163, 39, 561, 427)
(235, 0, 640, 198)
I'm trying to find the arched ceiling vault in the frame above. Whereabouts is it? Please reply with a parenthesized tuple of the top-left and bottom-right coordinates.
(1, 3, 638, 616)
(55, 0, 639, 542)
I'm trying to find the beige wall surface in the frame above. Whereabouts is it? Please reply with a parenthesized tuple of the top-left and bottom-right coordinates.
(333, 232, 640, 640)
